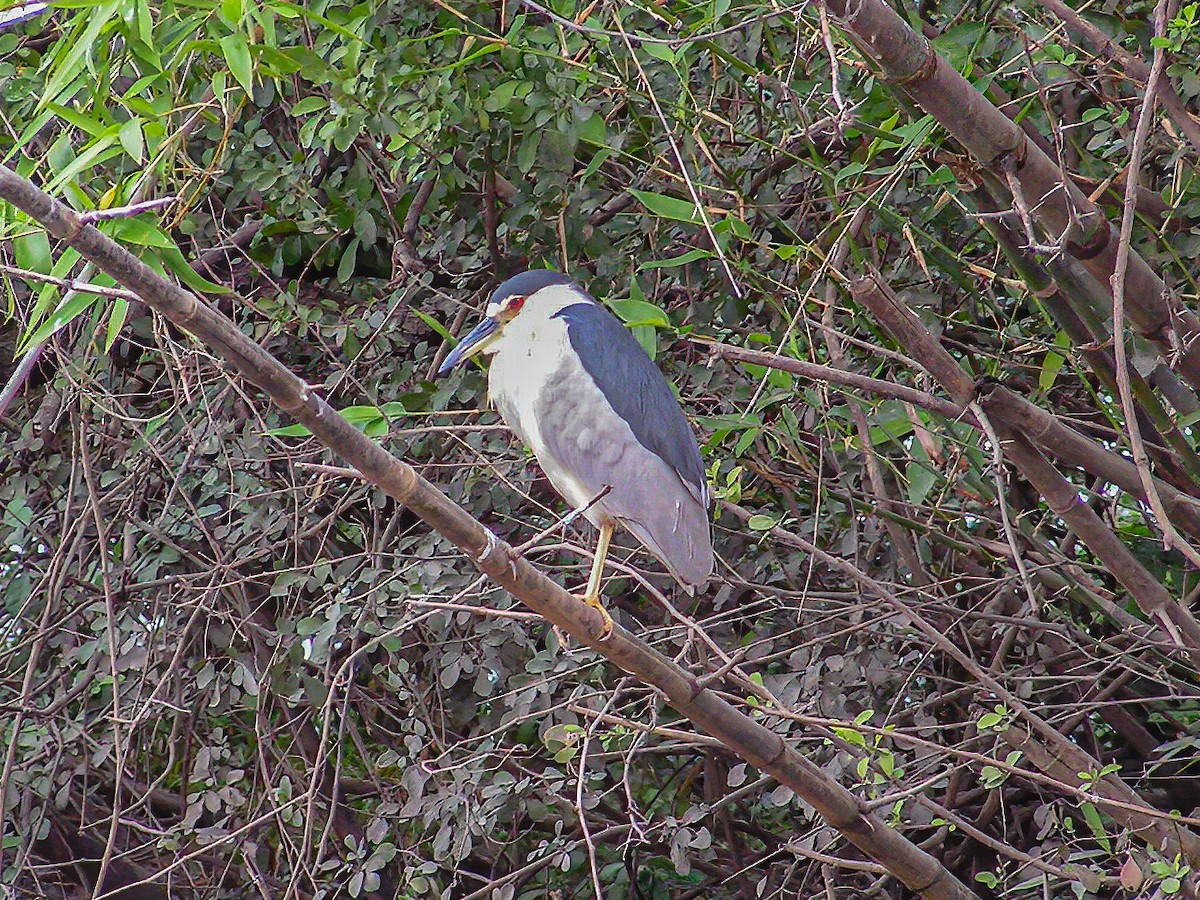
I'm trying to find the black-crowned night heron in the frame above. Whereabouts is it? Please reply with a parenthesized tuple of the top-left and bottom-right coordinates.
(439, 269, 713, 636)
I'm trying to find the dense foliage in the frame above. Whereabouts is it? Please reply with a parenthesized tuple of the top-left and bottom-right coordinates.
(4, 0, 1200, 896)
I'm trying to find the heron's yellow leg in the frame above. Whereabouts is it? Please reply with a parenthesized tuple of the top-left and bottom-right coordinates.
(581, 521, 615, 637)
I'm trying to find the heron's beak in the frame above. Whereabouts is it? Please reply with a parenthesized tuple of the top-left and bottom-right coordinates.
(438, 316, 500, 374)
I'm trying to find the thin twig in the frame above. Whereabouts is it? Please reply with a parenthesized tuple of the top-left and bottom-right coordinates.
(0, 263, 141, 301)
(405, 599, 542, 621)
(1109, 0, 1200, 569)
(79, 196, 178, 224)
(576, 684, 627, 900)
(612, 14, 744, 302)
(513, 486, 612, 556)
(968, 401, 1041, 613)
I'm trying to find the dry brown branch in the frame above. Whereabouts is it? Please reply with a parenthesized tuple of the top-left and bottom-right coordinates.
(694, 337, 969, 420)
(966, 179, 1200, 488)
(823, 0, 1200, 391)
(854, 271, 1200, 663)
(977, 383, 1200, 538)
(0, 165, 980, 900)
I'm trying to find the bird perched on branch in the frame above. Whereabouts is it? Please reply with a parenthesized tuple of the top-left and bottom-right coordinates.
(439, 270, 713, 636)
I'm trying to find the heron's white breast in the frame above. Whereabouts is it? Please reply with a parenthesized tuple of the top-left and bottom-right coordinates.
(487, 292, 598, 513)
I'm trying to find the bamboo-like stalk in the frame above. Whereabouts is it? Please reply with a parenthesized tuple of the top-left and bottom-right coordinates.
(967, 180, 1200, 490)
(978, 384, 1200, 540)
(0, 165, 980, 899)
(822, 0, 1200, 391)
(853, 273, 1200, 664)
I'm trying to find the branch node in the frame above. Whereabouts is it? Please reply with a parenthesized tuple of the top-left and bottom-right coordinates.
(1066, 222, 1112, 261)
(765, 736, 789, 768)
(891, 40, 938, 87)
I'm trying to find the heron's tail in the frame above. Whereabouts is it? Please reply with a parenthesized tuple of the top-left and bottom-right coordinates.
(623, 502, 713, 591)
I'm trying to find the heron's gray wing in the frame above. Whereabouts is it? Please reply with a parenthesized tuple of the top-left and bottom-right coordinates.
(538, 395, 713, 586)
(551, 301, 707, 505)
(533, 331, 713, 587)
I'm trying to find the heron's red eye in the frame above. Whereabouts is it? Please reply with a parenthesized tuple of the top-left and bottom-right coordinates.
(507, 295, 527, 314)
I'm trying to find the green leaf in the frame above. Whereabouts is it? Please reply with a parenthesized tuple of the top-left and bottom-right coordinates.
(120, 73, 162, 101)
(21, 292, 100, 350)
(266, 402, 404, 438)
(119, 118, 145, 163)
(641, 41, 675, 64)
(26, 248, 81, 330)
(269, 1, 362, 41)
(640, 249, 713, 269)
(45, 135, 121, 192)
(158, 244, 231, 294)
(258, 46, 304, 75)
(104, 299, 129, 352)
(484, 81, 519, 112)
(747, 514, 778, 531)
(581, 147, 612, 182)
(517, 130, 540, 173)
(629, 189, 703, 224)
(726, 215, 751, 239)
(832, 726, 866, 747)
(607, 298, 669, 329)
(37, 0, 121, 112)
(734, 427, 758, 456)
(411, 308, 454, 344)
(353, 209, 377, 245)
(906, 439, 936, 505)
(291, 96, 327, 116)
(632, 324, 657, 359)
(45, 103, 108, 138)
(337, 238, 359, 284)
(13, 230, 51, 274)
(107, 217, 175, 249)
(1079, 802, 1111, 853)
(338, 405, 387, 425)
(977, 712, 1004, 730)
(220, 33, 255, 96)
(134, 0, 153, 44)
(577, 111, 606, 146)
(266, 422, 313, 437)
(980, 765, 1006, 788)
(1039, 351, 1065, 392)
(1039, 330, 1071, 392)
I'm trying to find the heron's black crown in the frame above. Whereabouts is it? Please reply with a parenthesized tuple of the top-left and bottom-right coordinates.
(490, 269, 578, 306)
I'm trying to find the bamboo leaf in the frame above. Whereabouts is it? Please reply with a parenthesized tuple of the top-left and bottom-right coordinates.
(220, 33, 255, 95)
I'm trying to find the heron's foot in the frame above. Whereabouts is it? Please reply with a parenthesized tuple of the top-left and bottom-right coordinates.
(578, 592, 615, 640)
